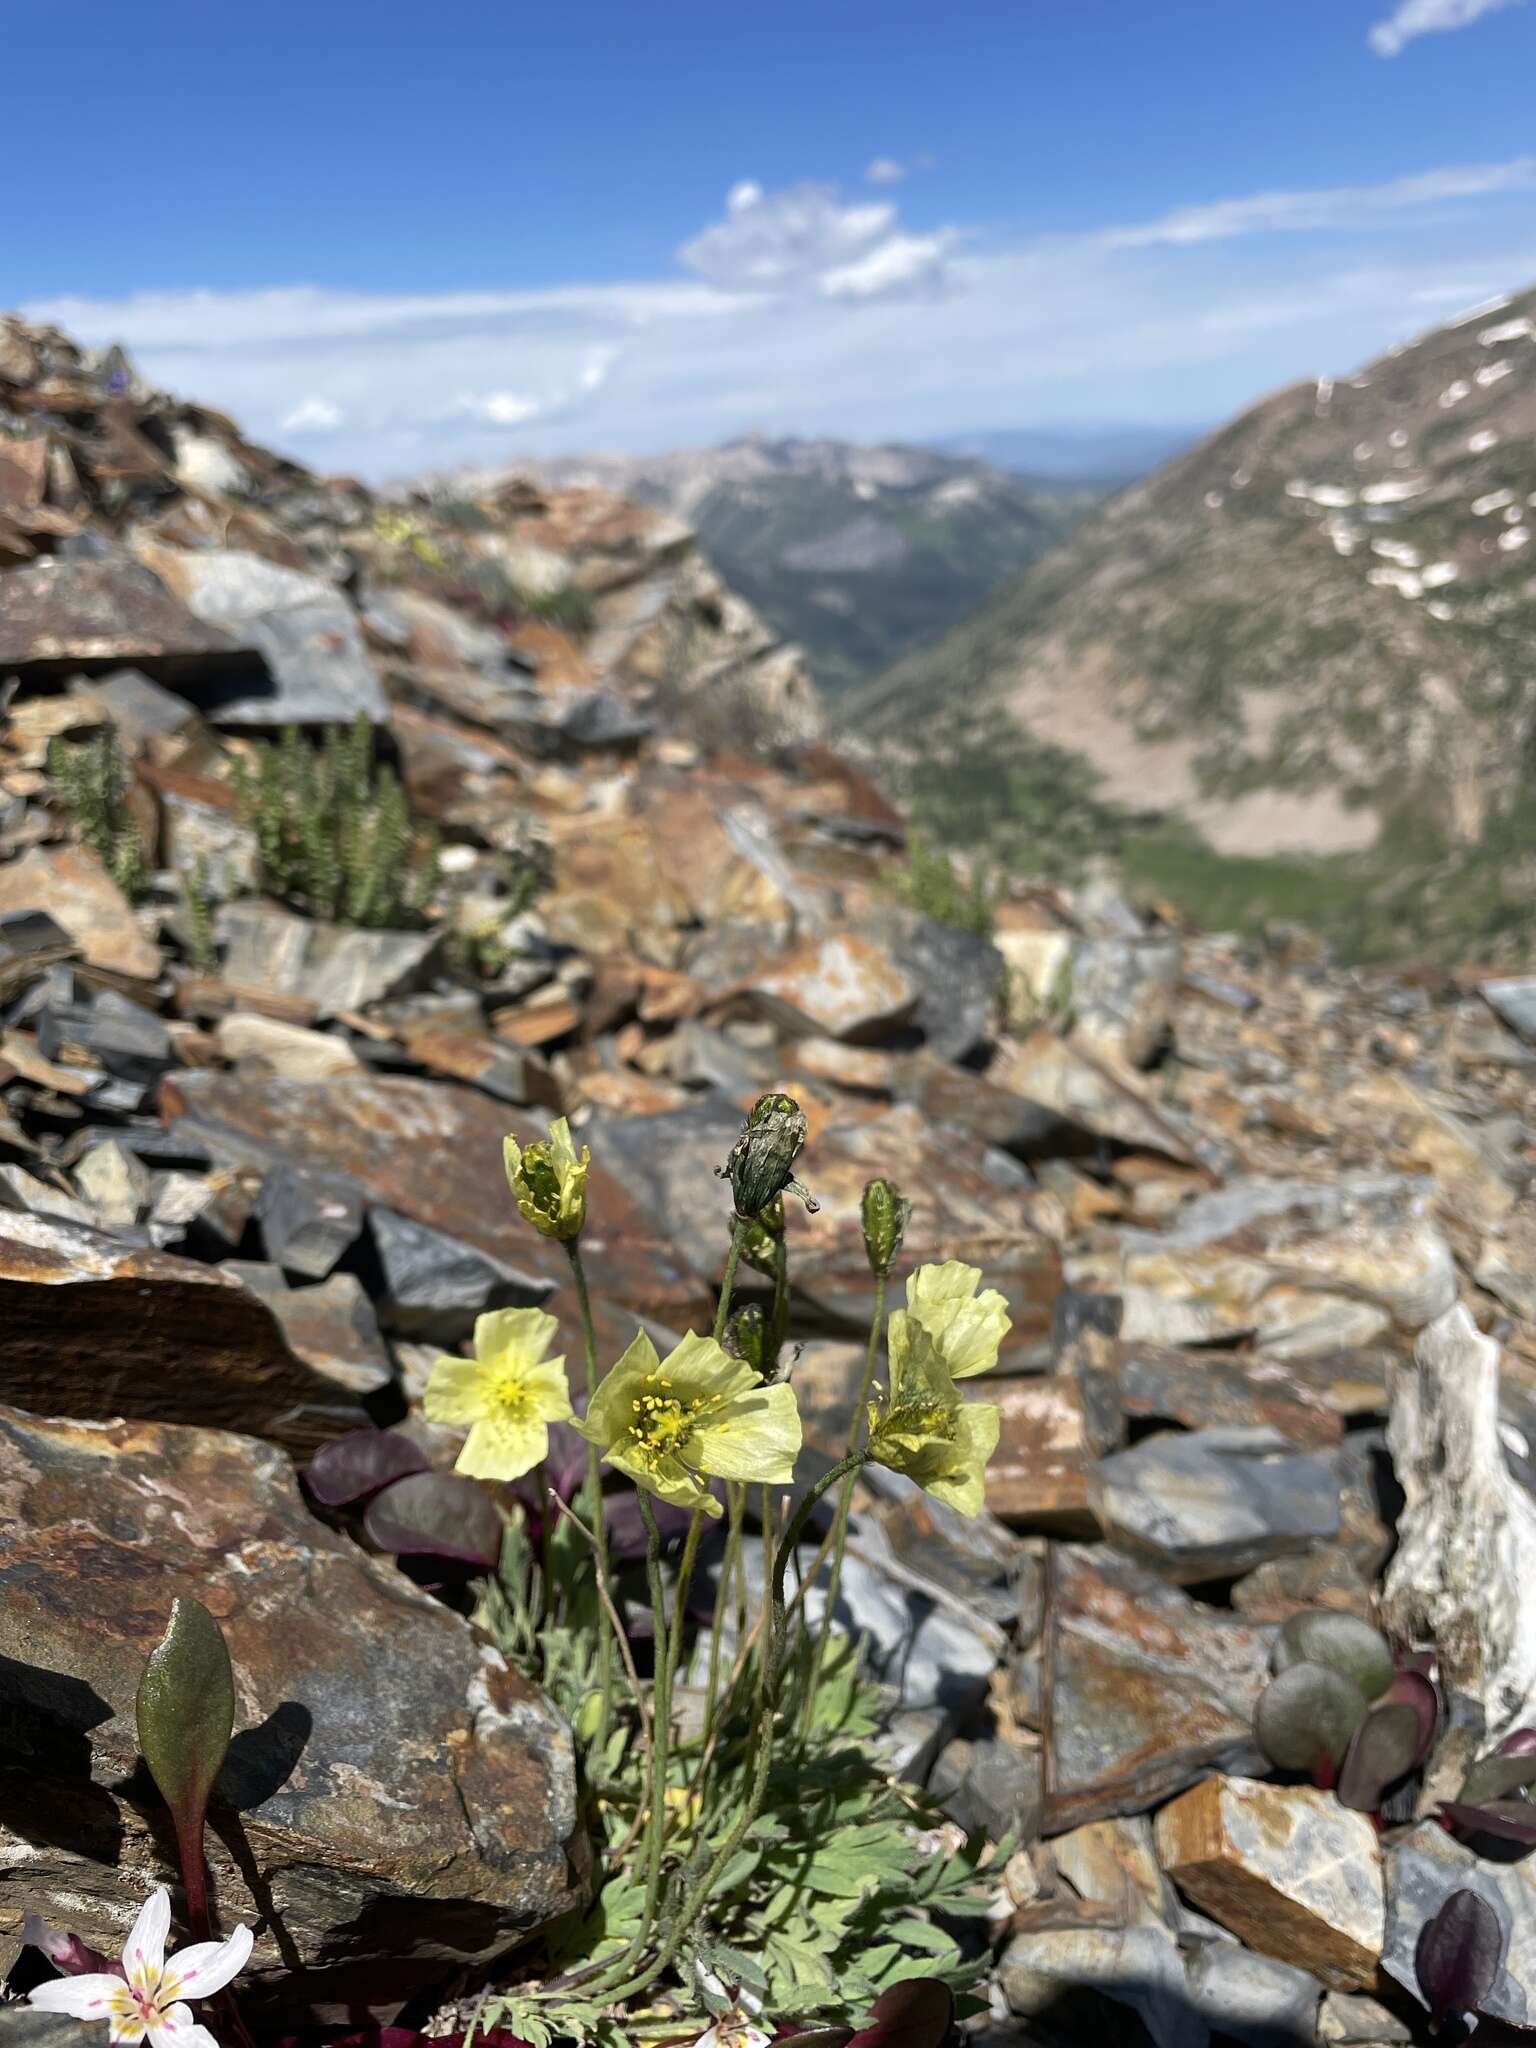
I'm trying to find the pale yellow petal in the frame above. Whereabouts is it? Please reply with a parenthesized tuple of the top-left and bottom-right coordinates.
(457, 1415, 547, 1481)
(523, 1354, 575, 1423)
(473, 1306, 558, 1369)
(583, 1329, 661, 1446)
(907, 1260, 984, 1311)
(663, 1330, 758, 1403)
(423, 1353, 492, 1426)
(692, 1382, 801, 1484)
(604, 1440, 720, 1515)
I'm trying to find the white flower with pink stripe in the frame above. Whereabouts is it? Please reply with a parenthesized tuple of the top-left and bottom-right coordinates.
(28, 1887, 252, 2048)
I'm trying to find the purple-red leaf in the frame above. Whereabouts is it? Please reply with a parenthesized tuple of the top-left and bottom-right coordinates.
(305, 1430, 429, 1507)
(1415, 1889, 1503, 2023)
(846, 1978, 955, 2048)
(1441, 1800, 1536, 1845)
(1338, 1701, 1425, 1813)
(1380, 1668, 1440, 1766)
(1501, 1727, 1536, 1757)
(135, 1598, 236, 1850)
(362, 1471, 502, 1567)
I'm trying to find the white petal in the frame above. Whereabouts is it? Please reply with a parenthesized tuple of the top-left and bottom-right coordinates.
(148, 2003, 219, 2048)
(28, 1974, 127, 2019)
(124, 1888, 171, 1984)
(161, 1923, 252, 2001)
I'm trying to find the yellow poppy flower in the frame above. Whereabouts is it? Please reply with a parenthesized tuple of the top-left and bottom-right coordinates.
(423, 1307, 573, 1480)
(905, 1259, 1010, 1379)
(574, 1330, 801, 1517)
(867, 1309, 1000, 1518)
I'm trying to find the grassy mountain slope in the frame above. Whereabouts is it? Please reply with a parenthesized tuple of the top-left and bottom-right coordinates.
(854, 284, 1536, 959)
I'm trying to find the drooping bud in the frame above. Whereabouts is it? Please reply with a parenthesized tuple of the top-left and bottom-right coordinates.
(739, 1195, 785, 1275)
(860, 1178, 911, 1277)
(715, 1093, 818, 1220)
(725, 1304, 769, 1376)
(504, 1116, 590, 1240)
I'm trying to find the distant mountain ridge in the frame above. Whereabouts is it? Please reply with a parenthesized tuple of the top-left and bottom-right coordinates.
(932, 422, 1200, 484)
(855, 285, 1536, 867)
(529, 434, 1102, 697)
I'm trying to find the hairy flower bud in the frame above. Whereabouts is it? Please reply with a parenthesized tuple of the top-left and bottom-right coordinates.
(716, 1093, 818, 1220)
(725, 1304, 769, 1376)
(739, 1196, 784, 1275)
(860, 1178, 911, 1277)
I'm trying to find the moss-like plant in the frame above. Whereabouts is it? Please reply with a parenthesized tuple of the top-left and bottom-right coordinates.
(180, 856, 217, 970)
(46, 730, 149, 900)
(891, 834, 997, 938)
(230, 715, 439, 928)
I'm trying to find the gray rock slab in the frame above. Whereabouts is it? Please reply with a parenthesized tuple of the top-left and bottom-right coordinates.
(1089, 1426, 1340, 1583)
(154, 549, 388, 724)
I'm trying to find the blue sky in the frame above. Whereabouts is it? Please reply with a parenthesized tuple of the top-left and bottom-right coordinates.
(11, 0, 1536, 474)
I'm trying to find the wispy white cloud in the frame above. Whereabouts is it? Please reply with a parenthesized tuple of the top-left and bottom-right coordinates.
(678, 180, 953, 298)
(1102, 156, 1536, 246)
(865, 157, 906, 185)
(448, 390, 543, 426)
(1369, 0, 1525, 57)
(280, 395, 345, 435)
(20, 162, 1536, 476)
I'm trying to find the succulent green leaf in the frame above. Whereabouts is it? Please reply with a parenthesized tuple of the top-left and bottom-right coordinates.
(135, 1597, 236, 1838)
(1254, 1660, 1369, 1771)
(1272, 1611, 1393, 1700)
(1459, 1753, 1536, 1805)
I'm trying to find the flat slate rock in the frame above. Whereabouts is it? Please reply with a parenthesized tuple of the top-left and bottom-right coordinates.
(0, 848, 159, 981)
(146, 547, 389, 725)
(0, 1406, 582, 2011)
(1481, 976, 1536, 1045)
(1087, 1425, 1340, 1583)
(0, 549, 237, 677)
(160, 1069, 711, 1331)
(1381, 1819, 1536, 2029)
(0, 1211, 379, 1450)
(1043, 1544, 1272, 1832)
(215, 899, 441, 1020)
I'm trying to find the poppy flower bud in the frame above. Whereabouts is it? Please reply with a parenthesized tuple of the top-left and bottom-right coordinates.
(725, 1304, 769, 1375)
(716, 1093, 818, 1220)
(739, 1195, 784, 1275)
(860, 1178, 912, 1277)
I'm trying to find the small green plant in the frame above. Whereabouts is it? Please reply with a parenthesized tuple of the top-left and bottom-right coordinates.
(46, 730, 149, 900)
(448, 866, 540, 981)
(518, 582, 597, 636)
(371, 506, 448, 572)
(1441, 1726, 1536, 1845)
(893, 835, 997, 937)
(180, 856, 217, 971)
(423, 1098, 1010, 2041)
(231, 716, 440, 928)
(1252, 1610, 1438, 1813)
